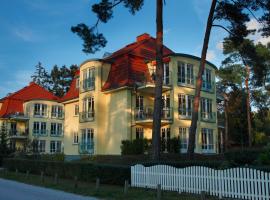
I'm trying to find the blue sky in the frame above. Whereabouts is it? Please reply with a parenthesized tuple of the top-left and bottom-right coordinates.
(0, 0, 233, 97)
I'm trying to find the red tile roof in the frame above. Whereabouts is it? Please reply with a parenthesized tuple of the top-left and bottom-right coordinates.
(102, 33, 174, 91)
(61, 70, 80, 102)
(0, 82, 59, 118)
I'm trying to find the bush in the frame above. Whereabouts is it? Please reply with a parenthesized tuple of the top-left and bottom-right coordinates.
(256, 144, 270, 165)
(224, 148, 264, 166)
(3, 158, 130, 185)
(121, 139, 150, 155)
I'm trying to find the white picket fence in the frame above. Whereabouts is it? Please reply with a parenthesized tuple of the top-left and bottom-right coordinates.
(131, 164, 270, 200)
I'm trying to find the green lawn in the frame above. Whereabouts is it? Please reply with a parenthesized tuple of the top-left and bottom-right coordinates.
(0, 170, 220, 200)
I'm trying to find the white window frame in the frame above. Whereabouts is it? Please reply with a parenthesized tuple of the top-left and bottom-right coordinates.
(73, 132, 79, 144)
(83, 68, 95, 90)
(74, 104, 79, 116)
(51, 105, 63, 118)
(50, 123, 63, 136)
(202, 68, 212, 90)
(177, 62, 194, 85)
(135, 128, 144, 139)
(201, 128, 214, 153)
(201, 98, 213, 120)
(179, 127, 189, 153)
(50, 141, 62, 153)
(82, 97, 94, 118)
(33, 122, 47, 135)
(34, 103, 47, 117)
(178, 94, 193, 118)
(38, 140, 46, 153)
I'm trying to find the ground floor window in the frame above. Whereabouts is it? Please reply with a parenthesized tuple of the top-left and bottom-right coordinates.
(201, 128, 214, 153)
(135, 128, 144, 139)
(50, 141, 62, 153)
(179, 127, 189, 152)
(161, 128, 170, 152)
(81, 129, 94, 144)
(33, 140, 46, 153)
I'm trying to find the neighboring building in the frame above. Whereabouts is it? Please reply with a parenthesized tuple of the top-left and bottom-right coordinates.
(0, 33, 218, 157)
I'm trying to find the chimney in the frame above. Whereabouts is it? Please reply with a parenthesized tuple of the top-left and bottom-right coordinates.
(136, 33, 150, 42)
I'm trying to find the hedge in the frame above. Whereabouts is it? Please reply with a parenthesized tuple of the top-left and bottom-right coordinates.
(3, 158, 130, 185)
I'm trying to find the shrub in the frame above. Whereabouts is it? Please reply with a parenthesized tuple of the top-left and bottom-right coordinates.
(121, 139, 150, 155)
(224, 148, 264, 166)
(256, 144, 270, 165)
(3, 158, 130, 185)
(167, 137, 180, 153)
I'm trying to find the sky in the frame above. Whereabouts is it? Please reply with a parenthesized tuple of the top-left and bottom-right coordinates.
(0, 0, 268, 98)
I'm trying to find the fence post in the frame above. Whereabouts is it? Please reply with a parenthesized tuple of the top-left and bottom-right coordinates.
(54, 173, 58, 185)
(124, 180, 129, 195)
(157, 184, 161, 200)
(74, 176, 78, 189)
(41, 171, 44, 183)
(95, 178, 100, 191)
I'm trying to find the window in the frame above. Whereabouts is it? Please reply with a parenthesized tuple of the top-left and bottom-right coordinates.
(82, 68, 95, 91)
(201, 128, 214, 152)
(202, 69, 212, 90)
(73, 132, 79, 144)
(135, 96, 144, 119)
(162, 94, 170, 119)
(50, 123, 63, 136)
(82, 97, 94, 119)
(33, 140, 46, 153)
(10, 122, 17, 135)
(179, 127, 189, 152)
(178, 94, 193, 118)
(201, 98, 213, 120)
(74, 105, 79, 116)
(50, 141, 62, 153)
(161, 128, 170, 152)
(34, 103, 47, 117)
(33, 122, 47, 135)
(163, 63, 170, 85)
(177, 62, 194, 85)
(135, 128, 144, 139)
(51, 105, 63, 118)
(81, 129, 94, 143)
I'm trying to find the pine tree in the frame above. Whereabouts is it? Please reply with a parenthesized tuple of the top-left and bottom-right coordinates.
(0, 122, 9, 155)
(31, 62, 50, 90)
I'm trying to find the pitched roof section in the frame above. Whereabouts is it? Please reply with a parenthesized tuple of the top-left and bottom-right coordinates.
(0, 82, 59, 118)
(102, 33, 174, 91)
(61, 70, 80, 102)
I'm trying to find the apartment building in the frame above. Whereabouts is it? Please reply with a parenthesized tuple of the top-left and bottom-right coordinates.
(0, 33, 218, 157)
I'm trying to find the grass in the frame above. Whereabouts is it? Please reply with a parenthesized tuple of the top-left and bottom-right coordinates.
(0, 170, 221, 200)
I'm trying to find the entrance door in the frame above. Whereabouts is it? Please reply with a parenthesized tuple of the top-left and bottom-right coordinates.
(161, 128, 170, 152)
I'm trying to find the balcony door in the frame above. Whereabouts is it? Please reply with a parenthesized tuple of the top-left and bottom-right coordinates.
(162, 94, 170, 118)
(163, 63, 170, 85)
(161, 128, 170, 152)
(136, 96, 144, 119)
(81, 129, 94, 144)
(201, 128, 214, 153)
(10, 122, 17, 135)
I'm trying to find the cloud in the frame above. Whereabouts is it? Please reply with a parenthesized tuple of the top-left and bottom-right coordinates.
(0, 70, 32, 97)
(12, 27, 37, 42)
(206, 50, 216, 61)
(216, 41, 223, 51)
(247, 18, 270, 45)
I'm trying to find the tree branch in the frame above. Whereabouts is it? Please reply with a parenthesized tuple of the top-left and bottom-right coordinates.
(212, 24, 235, 36)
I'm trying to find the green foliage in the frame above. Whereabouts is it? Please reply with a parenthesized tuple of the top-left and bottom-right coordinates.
(71, 0, 144, 54)
(3, 158, 130, 185)
(162, 137, 180, 154)
(254, 132, 270, 145)
(31, 62, 78, 97)
(224, 148, 264, 166)
(121, 139, 150, 155)
(256, 144, 270, 165)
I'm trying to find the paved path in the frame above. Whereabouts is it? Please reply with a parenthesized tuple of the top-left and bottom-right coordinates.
(0, 178, 98, 200)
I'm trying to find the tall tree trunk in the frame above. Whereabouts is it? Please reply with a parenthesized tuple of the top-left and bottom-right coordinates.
(245, 65, 252, 147)
(152, 0, 163, 161)
(188, 0, 217, 159)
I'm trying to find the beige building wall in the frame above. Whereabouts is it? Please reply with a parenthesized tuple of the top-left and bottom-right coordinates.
(63, 99, 79, 156)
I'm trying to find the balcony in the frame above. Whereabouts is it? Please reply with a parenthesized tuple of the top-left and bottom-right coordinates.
(32, 129, 49, 137)
(79, 142, 94, 154)
(201, 112, 216, 123)
(135, 72, 172, 94)
(51, 112, 64, 119)
(79, 111, 95, 123)
(202, 80, 215, 93)
(33, 112, 49, 118)
(134, 107, 173, 125)
(80, 77, 95, 93)
(50, 131, 64, 137)
(178, 108, 192, 120)
(8, 113, 29, 121)
(8, 130, 28, 139)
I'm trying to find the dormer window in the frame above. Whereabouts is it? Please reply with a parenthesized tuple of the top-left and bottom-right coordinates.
(34, 103, 47, 117)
